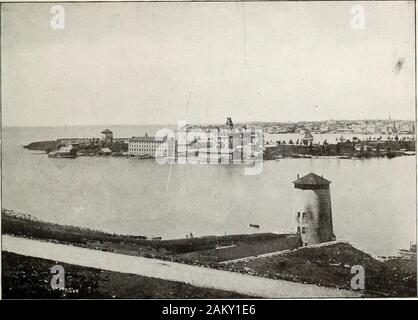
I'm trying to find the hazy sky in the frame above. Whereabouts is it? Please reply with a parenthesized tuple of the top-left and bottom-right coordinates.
(1, 1, 415, 127)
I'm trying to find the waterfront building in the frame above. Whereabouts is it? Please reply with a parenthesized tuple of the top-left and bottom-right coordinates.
(176, 128, 197, 156)
(48, 144, 77, 159)
(301, 130, 314, 146)
(98, 148, 112, 156)
(128, 133, 169, 157)
(177, 117, 263, 163)
(293, 173, 336, 246)
(186, 129, 239, 163)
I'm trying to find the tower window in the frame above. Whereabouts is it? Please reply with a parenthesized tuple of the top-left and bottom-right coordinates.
(302, 212, 306, 218)
(302, 227, 306, 234)
(297, 226, 301, 233)
(297, 212, 301, 218)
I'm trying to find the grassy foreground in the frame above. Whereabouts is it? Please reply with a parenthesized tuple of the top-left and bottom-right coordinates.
(228, 243, 417, 297)
(2, 252, 251, 299)
(2, 209, 416, 297)
(2, 209, 299, 263)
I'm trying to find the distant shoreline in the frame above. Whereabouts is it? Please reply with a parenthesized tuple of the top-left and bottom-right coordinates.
(3, 119, 416, 129)
(22, 137, 416, 160)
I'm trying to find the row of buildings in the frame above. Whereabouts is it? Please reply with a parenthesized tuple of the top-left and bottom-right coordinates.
(264, 119, 415, 135)
(55, 117, 413, 159)
(127, 118, 263, 162)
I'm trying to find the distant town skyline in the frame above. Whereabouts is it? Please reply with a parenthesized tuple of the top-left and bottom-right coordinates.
(2, 2, 415, 127)
(3, 117, 416, 128)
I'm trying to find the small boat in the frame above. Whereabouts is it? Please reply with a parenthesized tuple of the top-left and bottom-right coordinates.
(249, 224, 260, 229)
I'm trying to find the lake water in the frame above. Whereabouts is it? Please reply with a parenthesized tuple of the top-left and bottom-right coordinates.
(2, 126, 416, 256)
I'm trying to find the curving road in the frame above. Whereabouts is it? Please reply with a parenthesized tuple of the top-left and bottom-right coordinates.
(2, 235, 361, 298)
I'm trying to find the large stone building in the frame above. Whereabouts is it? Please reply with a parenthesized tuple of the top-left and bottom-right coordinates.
(183, 117, 263, 164)
(128, 133, 169, 157)
(293, 173, 335, 246)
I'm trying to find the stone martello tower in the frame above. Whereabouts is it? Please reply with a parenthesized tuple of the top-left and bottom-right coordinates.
(293, 172, 336, 246)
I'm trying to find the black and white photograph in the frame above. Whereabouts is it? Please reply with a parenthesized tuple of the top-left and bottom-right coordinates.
(0, 0, 417, 302)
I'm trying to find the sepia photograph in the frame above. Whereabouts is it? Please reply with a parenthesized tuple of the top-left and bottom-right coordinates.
(0, 0, 417, 303)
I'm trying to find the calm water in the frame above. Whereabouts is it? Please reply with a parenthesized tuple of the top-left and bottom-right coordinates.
(2, 126, 416, 256)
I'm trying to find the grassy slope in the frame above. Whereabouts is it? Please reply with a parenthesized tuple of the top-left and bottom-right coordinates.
(228, 243, 417, 297)
(3, 209, 416, 297)
(2, 209, 299, 262)
(177, 237, 301, 264)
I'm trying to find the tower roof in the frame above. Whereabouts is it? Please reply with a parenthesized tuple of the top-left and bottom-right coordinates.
(293, 172, 331, 186)
(101, 129, 113, 134)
